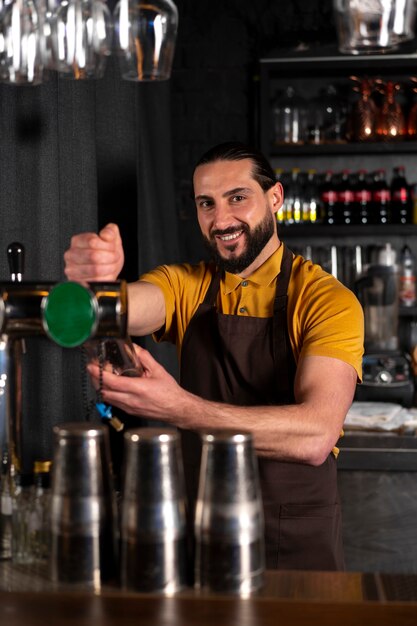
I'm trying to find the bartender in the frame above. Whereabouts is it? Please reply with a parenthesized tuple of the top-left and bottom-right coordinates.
(64, 141, 364, 571)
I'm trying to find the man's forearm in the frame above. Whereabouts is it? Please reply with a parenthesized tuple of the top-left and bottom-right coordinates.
(168, 389, 343, 466)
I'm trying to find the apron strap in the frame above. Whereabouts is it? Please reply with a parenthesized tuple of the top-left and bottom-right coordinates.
(273, 245, 296, 401)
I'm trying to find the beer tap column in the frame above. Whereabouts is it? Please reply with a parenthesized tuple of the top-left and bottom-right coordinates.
(5, 242, 25, 474)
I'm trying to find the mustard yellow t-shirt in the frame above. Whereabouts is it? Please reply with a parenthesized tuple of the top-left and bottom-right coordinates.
(140, 244, 364, 381)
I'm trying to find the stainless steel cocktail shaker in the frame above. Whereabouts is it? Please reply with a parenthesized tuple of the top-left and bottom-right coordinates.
(194, 430, 265, 596)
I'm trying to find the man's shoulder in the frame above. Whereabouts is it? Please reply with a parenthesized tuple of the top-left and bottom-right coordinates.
(140, 260, 215, 293)
(289, 253, 361, 307)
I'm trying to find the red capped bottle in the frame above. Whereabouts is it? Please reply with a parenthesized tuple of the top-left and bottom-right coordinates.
(371, 169, 391, 225)
(390, 165, 412, 225)
(352, 169, 371, 225)
(319, 170, 337, 225)
(335, 169, 354, 225)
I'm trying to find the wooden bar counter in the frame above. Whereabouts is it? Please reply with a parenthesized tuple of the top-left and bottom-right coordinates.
(1, 562, 417, 625)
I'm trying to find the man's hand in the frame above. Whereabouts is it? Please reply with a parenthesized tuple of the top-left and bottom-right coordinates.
(64, 223, 125, 282)
(87, 344, 187, 422)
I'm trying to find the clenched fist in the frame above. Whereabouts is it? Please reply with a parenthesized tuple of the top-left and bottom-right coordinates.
(64, 223, 125, 282)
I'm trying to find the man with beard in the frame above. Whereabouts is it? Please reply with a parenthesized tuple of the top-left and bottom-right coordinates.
(64, 141, 364, 571)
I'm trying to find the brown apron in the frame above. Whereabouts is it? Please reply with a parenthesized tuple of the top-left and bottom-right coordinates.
(180, 245, 344, 571)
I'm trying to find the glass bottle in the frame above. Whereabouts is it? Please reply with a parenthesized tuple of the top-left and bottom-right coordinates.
(302, 169, 321, 224)
(11, 472, 33, 564)
(283, 168, 302, 225)
(371, 169, 391, 225)
(349, 78, 378, 142)
(335, 170, 354, 225)
(390, 166, 412, 225)
(27, 460, 52, 563)
(399, 245, 417, 308)
(273, 86, 306, 145)
(407, 84, 417, 138)
(352, 170, 371, 225)
(320, 84, 346, 144)
(319, 170, 337, 226)
(0, 451, 12, 560)
(376, 81, 406, 140)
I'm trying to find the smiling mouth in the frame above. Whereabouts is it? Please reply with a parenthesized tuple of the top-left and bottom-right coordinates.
(216, 230, 243, 242)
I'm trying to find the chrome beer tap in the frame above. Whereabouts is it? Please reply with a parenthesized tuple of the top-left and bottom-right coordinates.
(0, 251, 131, 474)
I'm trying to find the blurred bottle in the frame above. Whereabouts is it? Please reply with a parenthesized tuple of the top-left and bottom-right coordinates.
(283, 168, 302, 224)
(352, 170, 371, 225)
(412, 184, 417, 225)
(407, 82, 417, 138)
(335, 170, 354, 225)
(302, 169, 321, 223)
(399, 245, 417, 307)
(371, 169, 391, 224)
(0, 451, 12, 560)
(28, 460, 52, 563)
(376, 81, 406, 141)
(390, 166, 412, 225)
(11, 472, 33, 564)
(273, 86, 306, 145)
(320, 84, 346, 143)
(349, 78, 378, 142)
(320, 170, 337, 225)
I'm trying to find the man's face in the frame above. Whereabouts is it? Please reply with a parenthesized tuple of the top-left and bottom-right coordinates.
(193, 158, 281, 274)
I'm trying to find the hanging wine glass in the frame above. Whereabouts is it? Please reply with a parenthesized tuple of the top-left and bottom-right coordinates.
(37, 0, 61, 71)
(113, 0, 178, 81)
(51, 0, 113, 79)
(0, 0, 44, 85)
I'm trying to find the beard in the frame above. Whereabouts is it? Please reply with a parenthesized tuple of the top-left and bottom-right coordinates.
(202, 209, 275, 274)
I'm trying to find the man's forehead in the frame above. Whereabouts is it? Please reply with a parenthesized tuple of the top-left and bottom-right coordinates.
(194, 158, 255, 186)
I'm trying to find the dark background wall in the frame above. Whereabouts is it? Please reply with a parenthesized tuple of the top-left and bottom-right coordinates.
(0, 1, 338, 470)
(169, 0, 336, 264)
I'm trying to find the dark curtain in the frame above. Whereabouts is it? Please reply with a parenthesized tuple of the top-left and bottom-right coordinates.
(0, 56, 180, 472)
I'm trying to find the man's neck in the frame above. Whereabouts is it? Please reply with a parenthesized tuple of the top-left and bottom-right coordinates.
(237, 236, 281, 279)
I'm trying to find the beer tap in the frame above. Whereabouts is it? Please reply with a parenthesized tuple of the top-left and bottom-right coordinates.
(5, 243, 26, 473)
(0, 261, 130, 474)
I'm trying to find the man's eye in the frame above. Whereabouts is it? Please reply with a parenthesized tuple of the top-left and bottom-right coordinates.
(231, 195, 245, 202)
(199, 200, 213, 210)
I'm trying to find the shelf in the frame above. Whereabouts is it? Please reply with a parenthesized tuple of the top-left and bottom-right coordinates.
(269, 141, 417, 156)
(278, 224, 417, 238)
(260, 43, 417, 76)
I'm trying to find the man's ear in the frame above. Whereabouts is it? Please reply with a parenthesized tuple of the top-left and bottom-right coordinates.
(269, 182, 284, 215)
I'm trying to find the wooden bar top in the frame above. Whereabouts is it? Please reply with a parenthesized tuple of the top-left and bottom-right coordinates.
(1, 563, 417, 625)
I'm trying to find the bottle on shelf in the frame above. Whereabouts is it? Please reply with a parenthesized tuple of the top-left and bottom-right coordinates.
(335, 170, 354, 225)
(413, 184, 417, 225)
(319, 84, 346, 144)
(390, 165, 412, 225)
(0, 450, 13, 560)
(273, 86, 306, 145)
(376, 81, 406, 140)
(370, 169, 391, 224)
(283, 167, 302, 225)
(302, 169, 321, 223)
(351, 169, 371, 225)
(11, 472, 33, 564)
(348, 77, 378, 142)
(27, 460, 52, 563)
(319, 170, 337, 225)
(399, 245, 417, 307)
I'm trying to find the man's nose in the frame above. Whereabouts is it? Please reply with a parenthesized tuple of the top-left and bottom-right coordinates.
(212, 201, 234, 229)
